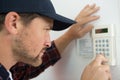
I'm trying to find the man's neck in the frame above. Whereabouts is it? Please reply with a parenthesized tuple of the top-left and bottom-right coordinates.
(0, 36, 16, 70)
(0, 55, 16, 70)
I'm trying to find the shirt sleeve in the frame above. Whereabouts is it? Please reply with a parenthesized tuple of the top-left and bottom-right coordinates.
(10, 41, 61, 80)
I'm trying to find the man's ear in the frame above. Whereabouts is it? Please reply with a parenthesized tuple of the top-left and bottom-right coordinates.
(4, 12, 20, 34)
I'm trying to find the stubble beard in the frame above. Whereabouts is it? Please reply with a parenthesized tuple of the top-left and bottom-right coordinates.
(12, 33, 42, 67)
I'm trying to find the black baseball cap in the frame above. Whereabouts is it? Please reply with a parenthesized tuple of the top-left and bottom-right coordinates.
(0, 0, 76, 31)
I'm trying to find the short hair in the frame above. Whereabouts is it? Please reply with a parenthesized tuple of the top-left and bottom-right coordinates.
(0, 14, 6, 31)
(0, 13, 42, 31)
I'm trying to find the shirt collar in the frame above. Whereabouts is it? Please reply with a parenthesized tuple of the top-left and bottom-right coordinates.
(0, 64, 10, 79)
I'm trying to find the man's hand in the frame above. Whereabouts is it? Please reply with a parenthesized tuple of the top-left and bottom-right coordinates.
(65, 4, 100, 40)
(75, 4, 100, 24)
(81, 54, 112, 80)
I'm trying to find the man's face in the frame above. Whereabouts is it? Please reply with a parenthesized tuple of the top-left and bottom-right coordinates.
(12, 16, 53, 67)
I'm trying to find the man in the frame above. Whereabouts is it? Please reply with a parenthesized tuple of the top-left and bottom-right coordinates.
(0, 0, 111, 80)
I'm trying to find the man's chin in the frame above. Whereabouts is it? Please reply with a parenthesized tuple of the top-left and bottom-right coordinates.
(30, 61, 42, 67)
(26, 58, 42, 67)
(22, 54, 43, 67)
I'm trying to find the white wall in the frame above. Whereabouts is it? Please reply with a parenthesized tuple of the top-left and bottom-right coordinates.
(31, 0, 120, 80)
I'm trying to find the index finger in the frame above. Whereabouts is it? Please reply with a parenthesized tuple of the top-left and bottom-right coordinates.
(94, 54, 108, 66)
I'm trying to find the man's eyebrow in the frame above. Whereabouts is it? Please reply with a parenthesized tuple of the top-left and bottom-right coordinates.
(45, 24, 53, 30)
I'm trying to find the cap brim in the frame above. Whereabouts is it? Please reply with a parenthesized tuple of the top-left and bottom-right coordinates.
(39, 13, 76, 31)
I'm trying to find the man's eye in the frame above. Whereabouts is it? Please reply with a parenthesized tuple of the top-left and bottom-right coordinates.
(45, 28, 50, 31)
(46, 28, 50, 30)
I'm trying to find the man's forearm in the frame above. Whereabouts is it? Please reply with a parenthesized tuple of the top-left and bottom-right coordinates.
(54, 30, 74, 54)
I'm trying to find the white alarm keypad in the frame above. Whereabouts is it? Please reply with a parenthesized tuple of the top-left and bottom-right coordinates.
(92, 24, 116, 65)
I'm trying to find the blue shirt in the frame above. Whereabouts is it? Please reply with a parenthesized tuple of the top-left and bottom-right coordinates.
(0, 64, 11, 80)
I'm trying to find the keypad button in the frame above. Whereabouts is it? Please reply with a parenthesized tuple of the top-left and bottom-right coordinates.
(96, 48, 98, 51)
(106, 53, 109, 56)
(102, 44, 105, 47)
(106, 39, 109, 43)
(106, 44, 109, 47)
(95, 40, 98, 43)
(102, 40, 105, 43)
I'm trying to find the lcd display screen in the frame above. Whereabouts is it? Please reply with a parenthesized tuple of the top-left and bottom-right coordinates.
(95, 28, 108, 34)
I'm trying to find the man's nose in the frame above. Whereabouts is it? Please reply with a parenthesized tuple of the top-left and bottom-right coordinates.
(45, 34, 51, 48)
